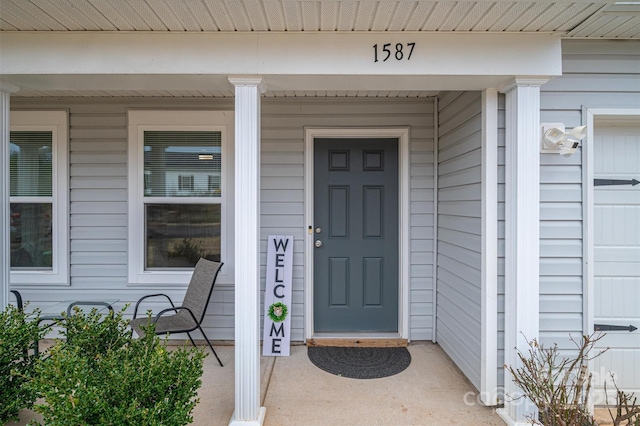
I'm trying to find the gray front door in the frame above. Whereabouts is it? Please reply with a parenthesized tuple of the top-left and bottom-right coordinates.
(314, 138, 399, 332)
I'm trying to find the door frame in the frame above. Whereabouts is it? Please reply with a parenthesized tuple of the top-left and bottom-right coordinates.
(304, 127, 410, 341)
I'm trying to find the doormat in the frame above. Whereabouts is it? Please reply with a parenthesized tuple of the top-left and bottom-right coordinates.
(307, 346, 411, 379)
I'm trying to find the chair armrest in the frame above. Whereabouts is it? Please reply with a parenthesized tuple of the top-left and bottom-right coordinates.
(10, 290, 23, 311)
(133, 293, 176, 319)
(154, 306, 198, 325)
(66, 301, 115, 318)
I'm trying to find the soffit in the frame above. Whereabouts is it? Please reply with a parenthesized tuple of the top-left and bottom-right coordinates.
(0, 0, 637, 39)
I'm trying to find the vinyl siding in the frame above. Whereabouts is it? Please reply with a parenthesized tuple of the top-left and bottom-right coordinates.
(261, 98, 436, 341)
(539, 40, 640, 350)
(497, 39, 640, 388)
(436, 91, 483, 390)
(11, 97, 435, 342)
(12, 98, 237, 340)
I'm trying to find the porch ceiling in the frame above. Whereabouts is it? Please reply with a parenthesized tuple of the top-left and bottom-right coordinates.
(7, 89, 441, 98)
(0, 0, 637, 39)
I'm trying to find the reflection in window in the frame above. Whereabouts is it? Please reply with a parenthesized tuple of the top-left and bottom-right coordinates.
(10, 203, 53, 269)
(146, 204, 221, 268)
(144, 131, 221, 198)
(143, 131, 222, 269)
(9, 131, 53, 269)
(178, 175, 195, 191)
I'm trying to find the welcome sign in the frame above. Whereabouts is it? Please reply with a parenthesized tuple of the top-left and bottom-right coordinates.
(262, 235, 294, 356)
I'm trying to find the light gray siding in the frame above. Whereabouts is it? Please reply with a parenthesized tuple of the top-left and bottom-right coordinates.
(12, 98, 236, 340)
(11, 97, 435, 342)
(436, 91, 483, 390)
(539, 40, 640, 349)
(261, 98, 436, 341)
(497, 39, 640, 388)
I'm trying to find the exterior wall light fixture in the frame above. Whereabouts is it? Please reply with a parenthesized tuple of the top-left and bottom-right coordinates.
(541, 123, 587, 157)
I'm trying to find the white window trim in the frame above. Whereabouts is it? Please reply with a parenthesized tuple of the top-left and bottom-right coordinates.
(127, 110, 234, 286)
(10, 110, 69, 286)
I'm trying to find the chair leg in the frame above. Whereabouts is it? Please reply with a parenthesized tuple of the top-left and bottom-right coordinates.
(196, 325, 223, 367)
(186, 332, 198, 348)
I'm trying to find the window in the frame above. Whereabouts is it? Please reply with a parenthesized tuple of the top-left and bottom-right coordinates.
(10, 111, 69, 285)
(178, 175, 195, 191)
(208, 175, 220, 191)
(128, 111, 234, 285)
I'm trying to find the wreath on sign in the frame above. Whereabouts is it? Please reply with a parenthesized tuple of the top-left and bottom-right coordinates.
(268, 302, 288, 323)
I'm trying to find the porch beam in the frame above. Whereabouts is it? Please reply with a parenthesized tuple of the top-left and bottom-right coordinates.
(0, 82, 19, 309)
(228, 76, 266, 426)
(0, 33, 561, 93)
(497, 78, 549, 425)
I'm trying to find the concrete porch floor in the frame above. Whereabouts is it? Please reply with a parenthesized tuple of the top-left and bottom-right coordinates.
(188, 341, 505, 425)
(13, 341, 624, 426)
(14, 342, 505, 426)
(260, 342, 504, 426)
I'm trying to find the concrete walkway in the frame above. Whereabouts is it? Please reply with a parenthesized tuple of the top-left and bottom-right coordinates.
(13, 342, 504, 426)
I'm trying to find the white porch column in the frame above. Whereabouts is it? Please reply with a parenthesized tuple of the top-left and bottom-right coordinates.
(497, 78, 549, 425)
(228, 76, 266, 426)
(0, 82, 19, 309)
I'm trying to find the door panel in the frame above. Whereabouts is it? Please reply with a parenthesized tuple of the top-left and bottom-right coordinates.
(592, 123, 640, 401)
(314, 138, 398, 332)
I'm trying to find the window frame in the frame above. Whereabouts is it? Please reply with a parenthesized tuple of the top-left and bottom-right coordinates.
(10, 110, 69, 285)
(127, 110, 234, 286)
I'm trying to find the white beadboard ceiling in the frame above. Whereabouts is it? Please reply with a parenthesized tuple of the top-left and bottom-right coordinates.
(2, 0, 638, 98)
(0, 0, 637, 37)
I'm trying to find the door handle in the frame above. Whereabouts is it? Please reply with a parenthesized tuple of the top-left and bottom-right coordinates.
(315, 240, 323, 248)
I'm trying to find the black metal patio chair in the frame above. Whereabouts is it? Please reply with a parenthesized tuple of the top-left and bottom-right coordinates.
(130, 258, 224, 367)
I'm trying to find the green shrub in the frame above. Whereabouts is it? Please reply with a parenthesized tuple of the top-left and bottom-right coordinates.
(0, 303, 44, 423)
(28, 308, 206, 426)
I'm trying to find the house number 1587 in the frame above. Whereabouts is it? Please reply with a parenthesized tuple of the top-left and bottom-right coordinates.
(373, 43, 415, 62)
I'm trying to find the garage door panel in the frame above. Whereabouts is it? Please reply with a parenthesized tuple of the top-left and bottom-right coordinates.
(594, 131, 640, 174)
(595, 247, 640, 262)
(595, 206, 640, 246)
(593, 121, 640, 402)
(593, 348, 640, 391)
(595, 262, 640, 276)
(594, 278, 640, 318)
(595, 191, 640, 205)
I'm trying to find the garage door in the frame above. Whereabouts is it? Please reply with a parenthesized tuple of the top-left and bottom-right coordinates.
(592, 119, 640, 403)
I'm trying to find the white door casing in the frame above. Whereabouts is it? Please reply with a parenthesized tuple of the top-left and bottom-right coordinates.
(304, 127, 410, 341)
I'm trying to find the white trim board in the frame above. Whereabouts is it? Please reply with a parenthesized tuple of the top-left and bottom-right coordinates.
(481, 89, 499, 406)
(304, 127, 410, 341)
(432, 97, 439, 344)
(1, 33, 561, 92)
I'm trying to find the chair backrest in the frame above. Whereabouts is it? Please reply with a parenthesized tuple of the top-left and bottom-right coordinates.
(181, 258, 223, 325)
